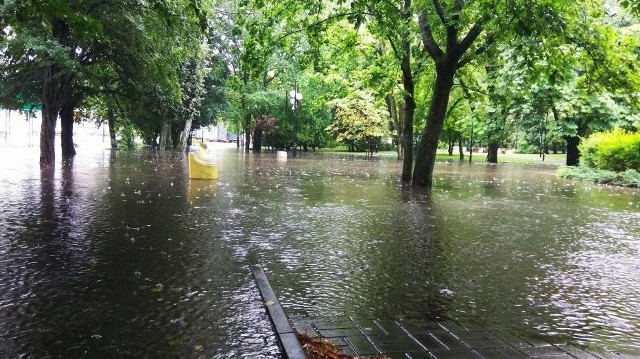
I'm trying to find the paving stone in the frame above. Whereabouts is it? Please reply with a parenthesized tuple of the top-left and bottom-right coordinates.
(463, 338, 511, 349)
(437, 320, 469, 332)
(517, 334, 555, 347)
(405, 353, 434, 359)
(411, 333, 449, 351)
(317, 327, 362, 338)
(337, 344, 356, 356)
(475, 347, 530, 359)
(429, 348, 483, 358)
(429, 331, 473, 351)
(375, 319, 410, 335)
(290, 318, 319, 336)
(491, 331, 535, 348)
(553, 345, 601, 359)
(367, 334, 426, 354)
(353, 318, 393, 335)
(311, 317, 355, 330)
(451, 330, 501, 341)
(519, 345, 572, 357)
(398, 319, 444, 333)
(344, 335, 380, 355)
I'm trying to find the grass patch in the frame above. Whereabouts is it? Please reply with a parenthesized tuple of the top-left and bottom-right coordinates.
(559, 166, 640, 187)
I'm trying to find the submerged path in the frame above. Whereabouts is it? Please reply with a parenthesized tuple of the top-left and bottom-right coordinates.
(253, 267, 633, 359)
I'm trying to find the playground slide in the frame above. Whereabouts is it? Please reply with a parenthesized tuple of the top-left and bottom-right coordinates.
(188, 152, 218, 180)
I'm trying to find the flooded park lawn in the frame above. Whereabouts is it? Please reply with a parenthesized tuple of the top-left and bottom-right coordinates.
(1, 143, 639, 357)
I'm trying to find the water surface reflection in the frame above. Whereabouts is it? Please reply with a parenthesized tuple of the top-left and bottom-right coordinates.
(0, 146, 639, 357)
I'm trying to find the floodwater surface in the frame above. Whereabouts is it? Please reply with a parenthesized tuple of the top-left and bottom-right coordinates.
(0, 144, 639, 357)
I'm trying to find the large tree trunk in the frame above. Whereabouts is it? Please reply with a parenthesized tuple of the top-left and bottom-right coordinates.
(486, 142, 499, 163)
(159, 121, 171, 150)
(107, 109, 117, 148)
(40, 101, 59, 166)
(565, 136, 580, 166)
(177, 118, 193, 151)
(412, 63, 456, 187)
(253, 127, 263, 152)
(244, 113, 251, 152)
(400, 1, 415, 182)
(60, 99, 76, 157)
(40, 66, 61, 166)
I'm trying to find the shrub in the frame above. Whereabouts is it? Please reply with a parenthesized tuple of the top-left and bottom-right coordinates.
(579, 128, 640, 172)
(559, 165, 640, 187)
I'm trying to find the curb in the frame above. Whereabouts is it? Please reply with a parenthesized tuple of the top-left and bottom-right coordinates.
(252, 266, 306, 359)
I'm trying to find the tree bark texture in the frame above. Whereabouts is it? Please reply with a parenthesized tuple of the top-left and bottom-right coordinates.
(400, 0, 415, 182)
(565, 136, 580, 166)
(107, 109, 117, 148)
(40, 17, 74, 166)
(412, 64, 456, 187)
(244, 113, 251, 152)
(486, 142, 499, 163)
(253, 128, 263, 152)
(60, 99, 76, 157)
(160, 121, 171, 150)
(177, 117, 193, 151)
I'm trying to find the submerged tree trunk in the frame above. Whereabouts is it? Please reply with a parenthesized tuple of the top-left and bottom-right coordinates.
(40, 101, 59, 166)
(486, 142, 499, 163)
(177, 118, 193, 151)
(565, 136, 580, 166)
(107, 109, 117, 148)
(253, 127, 263, 152)
(60, 99, 76, 157)
(385, 94, 403, 161)
(40, 65, 63, 166)
(160, 120, 171, 150)
(400, 1, 415, 183)
(244, 113, 251, 152)
(412, 63, 456, 187)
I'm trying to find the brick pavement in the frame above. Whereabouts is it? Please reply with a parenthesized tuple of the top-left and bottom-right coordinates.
(289, 316, 632, 359)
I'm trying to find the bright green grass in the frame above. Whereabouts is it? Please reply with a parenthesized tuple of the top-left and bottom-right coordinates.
(318, 147, 566, 165)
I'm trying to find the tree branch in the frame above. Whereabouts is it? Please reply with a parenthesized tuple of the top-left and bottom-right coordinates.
(457, 33, 494, 69)
(432, 0, 447, 25)
(418, 11, 444, 60)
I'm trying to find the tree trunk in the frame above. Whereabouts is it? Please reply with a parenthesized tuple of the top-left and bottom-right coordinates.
(385, 94, 403, 161)
(486, 142, 499, 163)
(458, 136, 464, 160)
(60, 100, 76, 157)
(40, 66, 61, 166)
(244, 113, 251, 152)
(160, 120, 171, 150)
(177, 117, 193, 151)
(253, 127, 263, 152)
(400, 2, 415, 182)
(565, 136, 580, 166)
(447, 135, 455, 156)
(40, 102, 59, 166)
(412, 63, 456, 187)
(107, 109, 117, 148)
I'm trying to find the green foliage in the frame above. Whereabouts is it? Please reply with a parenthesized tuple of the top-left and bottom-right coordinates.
(559, 165, 640, 187)
(326, 90, 389, 152)
(579, 128, 640, 172)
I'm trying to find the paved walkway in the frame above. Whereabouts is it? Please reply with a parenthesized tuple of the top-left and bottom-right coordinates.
(289, 316, 629, 359)
(253, 266, 633, 359)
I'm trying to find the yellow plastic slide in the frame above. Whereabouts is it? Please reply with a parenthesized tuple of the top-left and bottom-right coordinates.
(188, 152, 218, 180)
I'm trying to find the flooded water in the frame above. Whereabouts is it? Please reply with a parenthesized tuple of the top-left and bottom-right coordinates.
(1, 144, 639, 357)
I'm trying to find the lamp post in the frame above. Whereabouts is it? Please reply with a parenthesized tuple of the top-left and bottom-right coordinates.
(289, 84, 302, 157)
